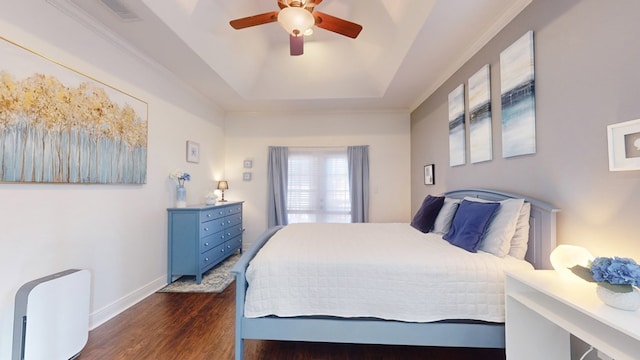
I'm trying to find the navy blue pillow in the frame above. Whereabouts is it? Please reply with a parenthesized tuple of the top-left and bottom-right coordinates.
(411, 195, 445, 233)
(442, 200, 500, 252)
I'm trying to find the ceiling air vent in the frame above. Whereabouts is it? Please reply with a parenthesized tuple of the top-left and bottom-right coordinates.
(99, 0, 141, 21)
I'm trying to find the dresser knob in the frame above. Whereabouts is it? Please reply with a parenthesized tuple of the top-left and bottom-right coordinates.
(221, 248, 225, 253)
(207, 214, 212, 218)
(205, 257, 209, 261)
(204, 227, 209, 231)
(205, 242, 209, 246)
(227, 232, 231, 236)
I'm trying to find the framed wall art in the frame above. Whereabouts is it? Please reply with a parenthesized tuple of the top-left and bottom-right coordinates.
(500, 30, 536, 158)
(186, 141, 200, 163)
(424, 164, 434, 185)
(0, 36, 148, 184)
(448, 84, 466, 166)
(607, 118, 640, 171)
(468, 64, 493, 163)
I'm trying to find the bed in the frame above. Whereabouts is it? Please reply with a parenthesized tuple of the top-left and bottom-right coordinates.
(231, 189, 559, 360)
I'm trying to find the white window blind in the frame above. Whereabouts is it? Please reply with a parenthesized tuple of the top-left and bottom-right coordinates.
(287, 147, 351, 223)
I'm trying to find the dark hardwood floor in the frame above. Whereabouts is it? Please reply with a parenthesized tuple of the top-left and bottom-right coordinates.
(77, 282, 506, 360)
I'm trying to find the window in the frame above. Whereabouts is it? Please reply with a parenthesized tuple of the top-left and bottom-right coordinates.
(287, 147, 351, 223)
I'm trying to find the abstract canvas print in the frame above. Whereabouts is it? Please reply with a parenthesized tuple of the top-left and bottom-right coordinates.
(468, 64, 492, 163)
(500, 31, 536, 158)
(0, 37, 148, 184)
(448, 84, 465, 166)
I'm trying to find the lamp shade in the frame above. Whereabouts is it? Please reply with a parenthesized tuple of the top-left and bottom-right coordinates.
(277, 7, 314, 36)
(550, 244, 593, 274)
(217, 180, 229, 190)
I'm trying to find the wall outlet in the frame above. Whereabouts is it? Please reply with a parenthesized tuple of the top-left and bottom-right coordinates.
(597, 350, 614, 360)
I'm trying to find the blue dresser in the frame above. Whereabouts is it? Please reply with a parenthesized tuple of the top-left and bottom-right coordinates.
(167, 202, 243, 284)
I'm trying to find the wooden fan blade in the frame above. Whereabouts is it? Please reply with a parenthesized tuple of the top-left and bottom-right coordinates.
(314, 11, 362, 38)
(229, 11, 279, 29)
(290, 35, 304, 56)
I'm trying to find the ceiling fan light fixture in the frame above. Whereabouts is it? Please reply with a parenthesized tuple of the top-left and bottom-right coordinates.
(277, 7, 314, 36)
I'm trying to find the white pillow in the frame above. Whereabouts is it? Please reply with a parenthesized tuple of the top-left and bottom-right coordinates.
(431, 197, 460, 234)
(508, 202, 531, 260)
(464, 196, 524, 257)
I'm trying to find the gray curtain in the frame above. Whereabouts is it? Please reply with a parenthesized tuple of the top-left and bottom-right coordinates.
(347, 145, 369, 223)
(267, 146, 289, 227)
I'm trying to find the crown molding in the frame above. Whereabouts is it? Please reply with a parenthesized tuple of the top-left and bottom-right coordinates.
(410, 0, 533, 112)
(43, 0, 224, 113)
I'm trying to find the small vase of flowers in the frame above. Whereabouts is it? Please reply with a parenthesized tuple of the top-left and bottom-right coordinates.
(572, 256, 640, 311)
(169, 170, 191, 208)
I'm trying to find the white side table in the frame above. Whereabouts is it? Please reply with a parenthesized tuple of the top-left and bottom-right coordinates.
(505, 270, 640, 360)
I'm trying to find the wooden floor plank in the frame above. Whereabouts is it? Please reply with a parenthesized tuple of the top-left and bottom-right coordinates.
(78, 282, 505, 360)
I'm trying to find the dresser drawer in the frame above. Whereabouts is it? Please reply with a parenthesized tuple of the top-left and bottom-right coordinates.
(225, 204, 243, 215)
(224, 224, 243, 239)
(200, 244, 224, 271)
(200, 208, 227, 223)
(225, 213, 242, 227)
(225, 236, 242, 254)
(200, 219, 226, 236)
(200, 232, 226, 254)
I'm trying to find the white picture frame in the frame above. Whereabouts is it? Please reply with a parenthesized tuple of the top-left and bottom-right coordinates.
(186, 141, 200, 163)
(243, 172, 252, 181)
(607, 118, 640, 171)
(243, 160, 253, 168)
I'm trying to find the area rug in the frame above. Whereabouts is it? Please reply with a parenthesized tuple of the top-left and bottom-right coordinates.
(158, 254, 241, 293)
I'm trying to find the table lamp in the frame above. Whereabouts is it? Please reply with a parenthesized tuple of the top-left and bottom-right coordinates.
(217, 180, 228, 202)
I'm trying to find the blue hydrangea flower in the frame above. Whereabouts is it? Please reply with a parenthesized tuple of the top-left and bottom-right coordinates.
(591, 256, 640, 287)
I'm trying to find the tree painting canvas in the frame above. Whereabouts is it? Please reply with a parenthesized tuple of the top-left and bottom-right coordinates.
(500, 31, 536, 158)
(0, 37, 147, 184)
(448, 84, 465, 167)
(468, 64, 492, 163)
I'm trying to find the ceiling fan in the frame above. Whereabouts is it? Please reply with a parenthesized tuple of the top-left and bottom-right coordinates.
(229, 0, 363, 56)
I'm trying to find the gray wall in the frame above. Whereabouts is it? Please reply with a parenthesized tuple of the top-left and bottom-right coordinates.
(412, 2, 639, 357)
(411, 0, 640, 265)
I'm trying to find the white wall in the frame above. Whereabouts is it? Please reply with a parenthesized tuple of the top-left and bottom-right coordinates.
(225, 111, 411, 248)
(0, 1, 225, 358)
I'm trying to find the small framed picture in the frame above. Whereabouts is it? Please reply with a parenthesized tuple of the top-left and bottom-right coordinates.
(243, 160, 253, 168)
(243, 172, 252, 181)
(607, 118, 640, 171)
(424, 164, 435, 185)
(186, 141, 200, 163)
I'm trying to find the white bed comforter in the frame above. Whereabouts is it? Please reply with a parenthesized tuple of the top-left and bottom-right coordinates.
(244, 223, 533, 323)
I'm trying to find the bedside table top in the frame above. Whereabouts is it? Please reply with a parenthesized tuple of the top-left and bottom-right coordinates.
(506, 270, 640, 340)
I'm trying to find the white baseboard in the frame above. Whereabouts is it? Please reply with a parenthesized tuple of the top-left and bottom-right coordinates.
(89, 275, 166, 330)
